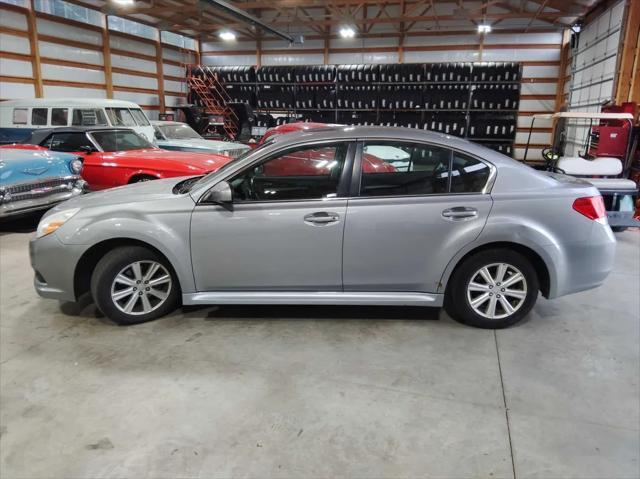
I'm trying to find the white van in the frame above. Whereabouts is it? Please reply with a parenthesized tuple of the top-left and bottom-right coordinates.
(0, 98, 155, 142)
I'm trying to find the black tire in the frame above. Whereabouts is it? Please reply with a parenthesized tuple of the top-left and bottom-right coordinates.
(611, 227, 627, 233)
(444, 248, 539, 329)
(91, 246, 180, 325)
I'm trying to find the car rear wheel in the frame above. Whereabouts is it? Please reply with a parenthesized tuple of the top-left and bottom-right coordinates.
(130, 175, 156, 183)
(91, 246, 179, 325)
(445, 249, 539, 329)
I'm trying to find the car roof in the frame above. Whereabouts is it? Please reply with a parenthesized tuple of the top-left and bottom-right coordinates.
(151, 121, 186, 126)
(0, 98, 141, 108)
(25, 127, 136, 145)
(266, 125, 514, 165)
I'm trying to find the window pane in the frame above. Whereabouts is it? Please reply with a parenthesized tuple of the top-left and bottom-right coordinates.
(105, 108, 137, 127)
(72, 109, 107, 126)
(360, 142, 450, 196)
(161, 30, 197, 50)
(34, 0, 102, 26)
(48, 133, 93, 152)
(230, 143, 349, 201)
(91, 130, 153, 152)
(13, 108, 28, 124)
(108, 16, 157, 40)
(130, 109, 151, 126)
(51, 108, 68, 126)
(450, 152, 491, 193)
(31, 108, 48, 126)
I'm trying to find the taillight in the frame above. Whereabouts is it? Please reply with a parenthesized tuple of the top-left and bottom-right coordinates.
(573, 196, 607, 221)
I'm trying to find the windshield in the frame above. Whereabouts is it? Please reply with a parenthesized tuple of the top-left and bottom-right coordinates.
(90, 130, 155, 152)
(158, 123, 202, 140)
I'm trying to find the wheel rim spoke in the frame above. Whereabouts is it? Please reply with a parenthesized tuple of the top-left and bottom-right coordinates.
(148, 275, 170, 287)
(467, 262, 528, 320)
(112, 287, 135, 301)
(503, 288, 526, 299)
(131, 262, 143, 281)
(111, 260, 172, 316)
(123, 294, 139, 313)
(478, 267, 494, 285)
(469, 281, 491, 292)
(114, 274, 136, 287)
(470, 292, 491, 308)
(502, 272, 524, 288)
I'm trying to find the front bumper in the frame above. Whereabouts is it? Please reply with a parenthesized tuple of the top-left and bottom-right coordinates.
(29, 233, 88, 302)
(1, 183, 85, 219)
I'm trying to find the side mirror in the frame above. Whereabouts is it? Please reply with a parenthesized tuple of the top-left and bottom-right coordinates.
(206, 181, 232, 204)
(78, 145, 94, 154)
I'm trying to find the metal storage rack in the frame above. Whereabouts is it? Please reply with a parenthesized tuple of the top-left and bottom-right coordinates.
(192, 63, 522, 157)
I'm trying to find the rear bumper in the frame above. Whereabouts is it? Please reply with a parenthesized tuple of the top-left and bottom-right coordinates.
(550, 222, 616, 298)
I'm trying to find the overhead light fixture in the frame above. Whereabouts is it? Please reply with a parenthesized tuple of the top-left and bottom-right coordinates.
(339, 26, 356, 39)
(219, 30, 237, 41)
(113, 0, 135, 5)
(477, 24, 491, 34)
(571, 22, 582, 33)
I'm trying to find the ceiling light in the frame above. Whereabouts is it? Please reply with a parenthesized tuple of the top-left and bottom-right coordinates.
(339, 26, 356, 39)
(113, 0, 135, 5)
(571, 23, 582, 33)
(477, 24, 492, 34)
(219, 30, 237, 41)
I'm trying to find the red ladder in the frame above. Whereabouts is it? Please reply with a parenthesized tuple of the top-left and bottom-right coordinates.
(186, 65, 239, 140)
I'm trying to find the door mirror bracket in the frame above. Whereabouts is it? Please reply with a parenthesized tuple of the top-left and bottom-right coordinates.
(204, 181, 233, 205)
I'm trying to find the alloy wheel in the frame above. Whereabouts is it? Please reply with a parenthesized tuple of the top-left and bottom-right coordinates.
(466, 262, 527, 320)
(110, 260, 172, 315)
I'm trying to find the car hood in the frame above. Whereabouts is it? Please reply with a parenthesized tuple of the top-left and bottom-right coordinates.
(51, 176, 190, 211)
(156, 138, 250, 153)
(101, 148, 233, 172)
(0, 148, 76, 185)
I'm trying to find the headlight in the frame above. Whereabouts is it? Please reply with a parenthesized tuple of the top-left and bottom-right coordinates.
(36, 208, 80, 239)
(70, 158, 83, 174)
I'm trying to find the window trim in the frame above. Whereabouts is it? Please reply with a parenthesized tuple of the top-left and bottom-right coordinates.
(198, 139, 357, 205)
(351, 139, 496, 199)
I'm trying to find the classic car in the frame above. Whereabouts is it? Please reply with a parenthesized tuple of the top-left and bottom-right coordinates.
(23, 127, 235, 190)
(0, 146, 85, 218)
(152, 121, 250, 159)
(30, 126, 615, 328)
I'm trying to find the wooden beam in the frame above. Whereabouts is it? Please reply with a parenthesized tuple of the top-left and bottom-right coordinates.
(554, 28, 571, 110)
(27, 0, 43, 97)
(102, 15, 113, 99)
(615, 0, 640, 104)
(155, 34, 166, 115)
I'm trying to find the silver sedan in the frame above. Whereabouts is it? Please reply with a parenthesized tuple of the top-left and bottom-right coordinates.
(30, 126, 616, 328)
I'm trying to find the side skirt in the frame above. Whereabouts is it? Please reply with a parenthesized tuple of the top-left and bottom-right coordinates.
(182, 291, 444, 307)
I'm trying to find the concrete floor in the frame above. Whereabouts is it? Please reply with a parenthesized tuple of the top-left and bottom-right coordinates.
(0, 215, 638, 479)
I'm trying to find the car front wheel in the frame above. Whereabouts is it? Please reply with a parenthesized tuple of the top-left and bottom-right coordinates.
(91, 246, 179, 325)
(445, 249, 539, 329)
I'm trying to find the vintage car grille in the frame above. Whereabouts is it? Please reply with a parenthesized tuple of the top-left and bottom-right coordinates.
(3, 177, 78, 202)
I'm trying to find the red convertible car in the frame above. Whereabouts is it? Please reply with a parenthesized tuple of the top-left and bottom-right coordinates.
(21, 127, 234, 190)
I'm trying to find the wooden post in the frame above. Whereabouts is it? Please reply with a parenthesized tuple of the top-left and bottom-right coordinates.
(615, 0, 640, 104)
(156, 34, 166, 115)
(27, 0, 43, 97)
(256, 36, 262, 68)
(554, 29, 571, 110)
(102, 15, 113, 99)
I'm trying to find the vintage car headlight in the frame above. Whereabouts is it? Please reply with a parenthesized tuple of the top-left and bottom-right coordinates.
(69, 158, 83, 174)
(36, 208, 80, 239)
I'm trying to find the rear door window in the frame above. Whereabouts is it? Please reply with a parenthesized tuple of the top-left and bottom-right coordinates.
(450, 152, 492, 193)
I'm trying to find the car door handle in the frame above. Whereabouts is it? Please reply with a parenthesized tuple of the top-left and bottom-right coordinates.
(442, 207, 478, 220)
(304, 212, 340, 225)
